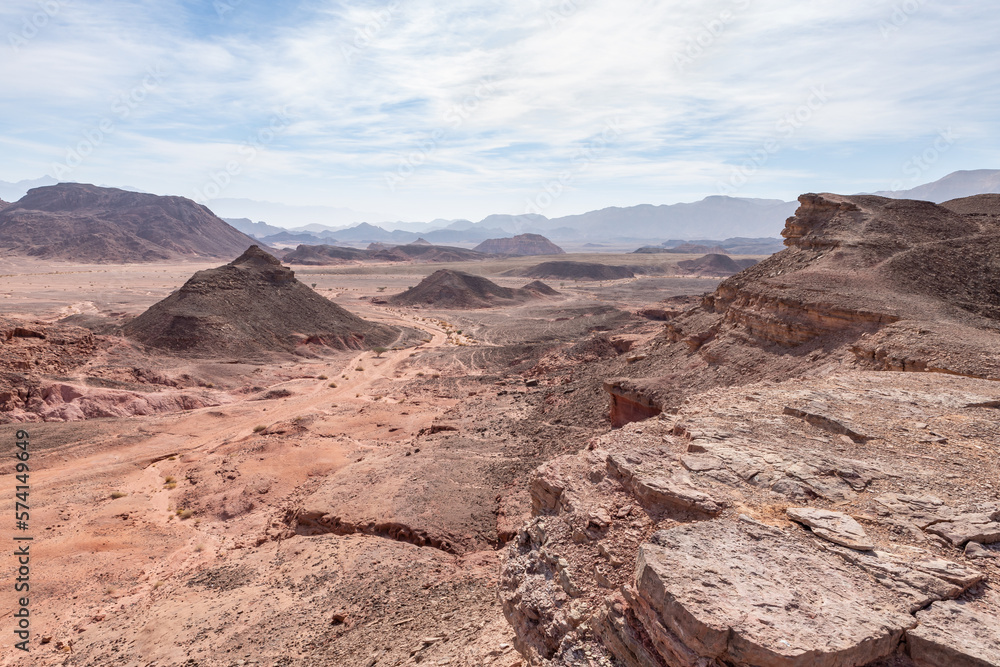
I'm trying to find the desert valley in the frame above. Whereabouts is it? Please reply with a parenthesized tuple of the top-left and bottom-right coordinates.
(4, 3, 1000, 665)
(0, 179, 998, 667)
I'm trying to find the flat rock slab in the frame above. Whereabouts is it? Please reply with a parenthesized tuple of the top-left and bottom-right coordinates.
(908, 597, 1000, 667)
(634, 521, 914, 667)
(787, 507, 875, 551)
(925, 514, 1000, 547)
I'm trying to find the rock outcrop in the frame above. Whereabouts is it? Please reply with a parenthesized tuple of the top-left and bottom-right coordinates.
(0, 183, 260, 262)
(676, 253, 757, 277)
(501, 372, 1000, 666)
(474, 234, 565, 256)
(124, 246, 397, 356)
(500, 192, 1000, 666)
(280, 244, 369, 264)
(601, 193, 1000, 429)
(388, 270, 559, 309)
(520, 262, 635, 281)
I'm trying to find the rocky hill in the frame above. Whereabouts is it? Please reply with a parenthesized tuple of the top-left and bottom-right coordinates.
(282, 242, 490, 265)
(0, 183, 260, 262)
(676, 253, 758, 276)
(281, 244, 369, 265)
(124, 246, 397, 356)
(0, 198, 10, 211)
(388, 270, 559, 309)
(474, 233, 564, 256)
(521, 261, 634, 281)
(500, 192, 1000, 665)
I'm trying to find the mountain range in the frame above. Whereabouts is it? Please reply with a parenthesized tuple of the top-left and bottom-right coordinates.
(872, 169, 1000, 202)
(2, 170, 998, 251)
(223, 196, 799, 246)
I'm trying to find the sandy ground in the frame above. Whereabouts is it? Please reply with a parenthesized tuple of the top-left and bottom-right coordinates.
(0, 254, 717, 665)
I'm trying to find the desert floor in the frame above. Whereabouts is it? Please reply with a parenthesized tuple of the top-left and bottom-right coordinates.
(0, 253, 750, 666)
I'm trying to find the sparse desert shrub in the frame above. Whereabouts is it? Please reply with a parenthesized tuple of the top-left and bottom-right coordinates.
(177, 509, 193, 520)
(153, 581, 164, 589)
(110, 491, 127, 499)
(253, 425, 266, 433)
(355, 366, 364, 371)
(416, 372, 425, 377)
(194, 543, 205, 552)
(372, 346, 388, 358)
(328, 382, 337, 388)
(377, 286, 386, 292)
(164, 476, 176, 484)
(318, 375, 328, 380)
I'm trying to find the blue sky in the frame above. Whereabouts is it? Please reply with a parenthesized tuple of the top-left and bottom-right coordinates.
(2, 0, 998, 221)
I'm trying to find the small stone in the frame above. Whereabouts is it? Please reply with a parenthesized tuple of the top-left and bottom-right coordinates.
(965, 542, 996, 559)
(787, 507, 875, 551)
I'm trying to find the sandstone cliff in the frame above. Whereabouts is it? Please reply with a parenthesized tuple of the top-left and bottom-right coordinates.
(501, 193, 1000, 666)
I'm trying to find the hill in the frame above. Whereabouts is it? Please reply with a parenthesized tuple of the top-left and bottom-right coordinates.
(473, 233, 564, 256)
(874, 169, 1000, 202)
(602, 192, 1000, 422)
(388, 270, 559, 309)
(281, 244, 370, 265)
(676, 253, 758, 276)
(502, 193, 1000, 665)
(0, 183, 259, 262)
(221, 217, 287, 239)
(124, 246, 397, 356)
(282, 242, 490, 265)
(520, 261, 634, 281)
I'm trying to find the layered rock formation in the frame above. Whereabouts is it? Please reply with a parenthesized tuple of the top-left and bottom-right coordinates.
(602, 193, 1000, 424)
(502, 372, 1000, 666)
(125, 246, 397, 356)
(388, 270, 560, 309)
(0, 183, 260, 262)
(474, 233, 565, 256)
(501, 192, 1000, 666)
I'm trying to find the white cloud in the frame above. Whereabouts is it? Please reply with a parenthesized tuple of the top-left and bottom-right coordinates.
(1, 0, 998, 220)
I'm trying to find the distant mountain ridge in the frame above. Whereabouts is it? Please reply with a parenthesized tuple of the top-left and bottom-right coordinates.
(219, 196, 800, 246)
(871, 169, 1000, 203)
(0, 183, 259, 262)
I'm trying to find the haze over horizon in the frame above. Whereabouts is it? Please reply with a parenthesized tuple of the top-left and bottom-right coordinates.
(3, 0, 999, 222)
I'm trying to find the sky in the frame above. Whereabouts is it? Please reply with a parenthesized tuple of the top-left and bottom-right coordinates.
(2, 0, 998, 222)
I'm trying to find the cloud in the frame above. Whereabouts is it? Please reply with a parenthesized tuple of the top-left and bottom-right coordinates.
(1, 0, 998, 220)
